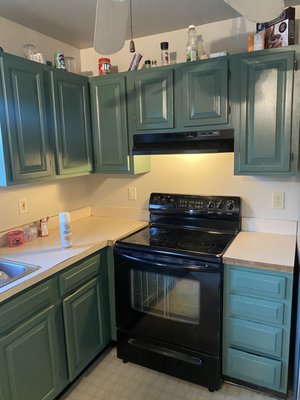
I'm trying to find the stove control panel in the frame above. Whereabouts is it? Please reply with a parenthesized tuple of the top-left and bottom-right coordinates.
(150, 193, 240, 217)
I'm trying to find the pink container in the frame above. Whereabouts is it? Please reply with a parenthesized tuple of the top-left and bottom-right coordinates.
(7, 230, 25, 247)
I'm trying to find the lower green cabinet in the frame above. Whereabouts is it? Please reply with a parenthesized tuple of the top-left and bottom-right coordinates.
(223, 264, 293, 395)
(0, 249, 111, 400)
(0, 306, 60, 400)
(62, 275, 110, 380)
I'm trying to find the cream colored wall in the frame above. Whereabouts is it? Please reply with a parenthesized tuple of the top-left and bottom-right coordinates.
(0, 16, 81, 70)
(0, 17, 90, 232)
(84, 9, 300, 222)
(81, 6, 300, 75)
(0, 176, 92, 232)
(90, 155, 300, 221)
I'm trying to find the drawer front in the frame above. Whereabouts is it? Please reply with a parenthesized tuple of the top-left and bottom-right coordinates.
(228, 317, 283, 358)
(0, 280, 53, 333)
(229, 294, 284, 325)
(226, 348, 282, 391)
(60, 254, 100, 296)
(229, 269, 286, 300)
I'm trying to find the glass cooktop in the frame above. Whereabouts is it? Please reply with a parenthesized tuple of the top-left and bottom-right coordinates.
(117, 226, 236, 259)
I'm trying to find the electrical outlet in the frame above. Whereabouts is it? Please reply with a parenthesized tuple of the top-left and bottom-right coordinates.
(272, 192, 285, 209)
(18, 197, 28, 214)
(128, 187, 137, 201)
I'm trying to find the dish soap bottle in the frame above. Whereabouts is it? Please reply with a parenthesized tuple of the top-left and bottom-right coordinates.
(186, 25, 198, 62)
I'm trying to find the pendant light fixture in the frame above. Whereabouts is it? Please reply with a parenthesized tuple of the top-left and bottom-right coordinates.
(224, 0, 285, 22)
(129, 0, 135, 52)
(94, 0, 130, 55)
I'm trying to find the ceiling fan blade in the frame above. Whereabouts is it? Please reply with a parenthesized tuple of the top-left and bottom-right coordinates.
(224, 0, 285, 22)
(94, 0, 130, 54)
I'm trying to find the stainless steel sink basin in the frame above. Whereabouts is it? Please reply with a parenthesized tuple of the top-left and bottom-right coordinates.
(0, 260, 40, 288)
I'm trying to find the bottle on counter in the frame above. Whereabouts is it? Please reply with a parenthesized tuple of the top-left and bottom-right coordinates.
(160, 42, 169, 65)
(186, 25, 198, 62)
(59, 212, 72, 248)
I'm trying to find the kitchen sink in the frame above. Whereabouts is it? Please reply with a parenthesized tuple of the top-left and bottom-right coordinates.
(0, 260, 40, 288)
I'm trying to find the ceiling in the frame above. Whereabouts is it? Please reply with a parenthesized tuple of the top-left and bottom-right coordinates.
(0, 0, 300, 49)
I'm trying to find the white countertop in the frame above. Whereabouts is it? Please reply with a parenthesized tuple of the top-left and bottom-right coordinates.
(223, 231, 296, 273)
(0, 216, 147, 302)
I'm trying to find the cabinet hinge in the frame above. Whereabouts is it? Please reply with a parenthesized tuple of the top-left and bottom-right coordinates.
(294, 60, 298, 71)
(228, 103, 231, 116)
(228, 69, 231, 80)
(290, 152, 294, 162)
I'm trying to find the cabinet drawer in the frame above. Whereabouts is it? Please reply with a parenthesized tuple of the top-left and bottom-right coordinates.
(60, 254, 100, 296)
(229, 294, 284, 325)
(226, 348, 282, 391)
(229, 269, 286, 300)
(228, 317, 283, 358)
(0, 280, 53, 333)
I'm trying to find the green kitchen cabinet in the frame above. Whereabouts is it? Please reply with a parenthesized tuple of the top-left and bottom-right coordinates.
(127, 68, 174, 132)
(0, 52, 52, 186)
(60, 252, 111, 381)
(0, 281, 61, 400)
(223, 265, 294, 395)
(89, 74, 150, 173)
(233, 48, 300, 175)
(179, 58, 229, 128)
(49, 69, 93, 176)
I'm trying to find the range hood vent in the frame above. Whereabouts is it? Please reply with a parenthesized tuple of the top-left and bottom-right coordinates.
(132, 129, 234, 155)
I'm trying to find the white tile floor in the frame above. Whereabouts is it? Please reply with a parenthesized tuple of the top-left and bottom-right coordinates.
(61, 347, 293, 400)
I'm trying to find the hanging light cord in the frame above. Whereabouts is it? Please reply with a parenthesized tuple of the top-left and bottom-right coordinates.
(129, 0, 135, 52)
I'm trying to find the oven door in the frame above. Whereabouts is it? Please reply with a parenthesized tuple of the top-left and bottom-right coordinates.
(114, 246, 222, 356)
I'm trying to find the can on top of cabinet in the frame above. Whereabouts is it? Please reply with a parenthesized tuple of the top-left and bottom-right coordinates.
(98, 58, 111, 75)
(54, 53, 66, 69)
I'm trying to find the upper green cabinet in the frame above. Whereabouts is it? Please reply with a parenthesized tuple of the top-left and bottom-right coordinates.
(49, 70, 93, 176)
(128, 68, 174, 131)
(233, 49, 299, 175)
(180, 58, 229, 127)
(90, 75, 129, 172)
(89, 74, 150, 174)
(0, 52, 52, 185)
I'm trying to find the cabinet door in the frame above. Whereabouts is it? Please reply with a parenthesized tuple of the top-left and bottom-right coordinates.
(49, 70, 93, 175)
(234, 51, 294, 174)
(62, 276, 110, 380)
(0, 307, 60, 400)
(0, 54, 52, 184)
(181, 58, 228, 127)
(129, 69, 174, 131)
(90, 76, 129, 172)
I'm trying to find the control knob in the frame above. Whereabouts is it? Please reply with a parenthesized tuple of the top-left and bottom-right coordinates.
(207, 201, 215, 210)
(227, 200, 235, 211)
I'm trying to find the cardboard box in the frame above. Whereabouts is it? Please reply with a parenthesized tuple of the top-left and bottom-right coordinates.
(256, 7, 295, 49)
(248, 32, 265, 52)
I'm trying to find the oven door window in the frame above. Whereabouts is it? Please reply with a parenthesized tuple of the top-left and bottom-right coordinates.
(131, 269, 200, 325)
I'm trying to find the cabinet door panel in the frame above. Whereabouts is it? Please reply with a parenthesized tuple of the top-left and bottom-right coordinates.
(0, 307, 59, 400)
(50, 71, 93, 175)
(1, 56, 52, 182)
(182, 59, 228, 126)
(62, 277, 106, 380)
(237, 51, 294, 173)
(229, 294, 284, 325)
(90, 76, 129, 172)
(132, 69, 174, 130)
(229, 268, 286, 300)
(228, 317, 283, 358)
(227, 348, 282, 391)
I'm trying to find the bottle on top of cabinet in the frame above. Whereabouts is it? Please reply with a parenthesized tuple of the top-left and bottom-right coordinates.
(186, 25, 198, 62)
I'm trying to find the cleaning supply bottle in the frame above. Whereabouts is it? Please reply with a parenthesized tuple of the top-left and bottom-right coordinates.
(198, 35, 208, 60)
(186, 25, 198, 62)
(59, 212, 72, 248)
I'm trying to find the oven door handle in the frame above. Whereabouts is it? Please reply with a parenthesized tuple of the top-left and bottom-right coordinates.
(119, 253, 213, 272)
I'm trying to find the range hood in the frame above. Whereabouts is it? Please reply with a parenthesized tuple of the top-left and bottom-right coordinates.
(132, 129, 234, 155)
